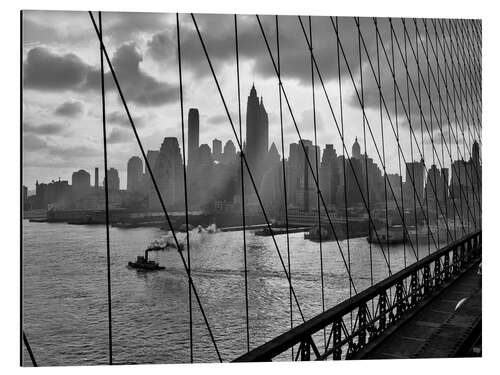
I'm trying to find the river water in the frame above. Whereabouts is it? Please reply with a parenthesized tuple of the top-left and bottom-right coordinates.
(22, 220, 439, 366)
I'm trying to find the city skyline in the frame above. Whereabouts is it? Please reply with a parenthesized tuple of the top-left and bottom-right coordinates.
(22, 11, 478, 190)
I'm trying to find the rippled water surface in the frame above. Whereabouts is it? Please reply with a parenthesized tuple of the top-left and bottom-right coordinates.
(22, 220, 437, 365)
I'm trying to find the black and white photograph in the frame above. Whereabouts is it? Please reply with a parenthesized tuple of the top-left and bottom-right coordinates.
(12, 1, 493, 371)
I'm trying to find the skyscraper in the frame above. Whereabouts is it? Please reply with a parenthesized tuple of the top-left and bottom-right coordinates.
(72, 169, 91, 200)
(105, 168, 120, 191)
(149, 137, 183, 209)
(212, 138, 222, 161)
(352, 137, 361, 159)
(188, 108, 200, 167)
(245, 84, 269, 184)
(127, 156, 143, 193)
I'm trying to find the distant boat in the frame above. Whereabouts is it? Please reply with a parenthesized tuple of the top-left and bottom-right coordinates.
(367, 227, 407, 245)
(128, 249, 165, 271)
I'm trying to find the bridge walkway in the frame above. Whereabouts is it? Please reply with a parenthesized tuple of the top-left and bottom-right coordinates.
(355, 262, 482, 360)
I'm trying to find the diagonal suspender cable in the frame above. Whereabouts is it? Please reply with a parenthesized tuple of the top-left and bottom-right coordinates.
(356, 19, 374, 303)
(381, 19, 473, 241)
(413, 19, 431, 256)
(308, 18, 423, 262)
(306, 16, 326, 347)
(190, 13, 314, 324)
(234, 14, 250, 352)
(374, 18, 392, 274)
(389, 21, 407, 268)
(23, 332, 37, 367)
(175, 13, 193, 363)
(404, 19, 481, 220)
(336, 16, 354, 329)
(366, 19, 469, 242)
(88, 11, 222, 362)
(275, 15, 294, 358)
(263, 15, 393, 281)
(98, 12, 113, 365)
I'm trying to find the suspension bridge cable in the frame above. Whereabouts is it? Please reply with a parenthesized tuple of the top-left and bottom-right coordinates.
(256, 14, 364, 292)
(361, 18, 462, 253)
(234, 14, 250, 353)
(22, 331, 37, 367)
(417, 21, 481, 225)
(404, 19, 481, 219)
(327, 18, 424, 261)
(97, 12, 113, 365)
(442, 20, 482, 146)
(336, 17, 354, 329)
(374, 18, 391, 273)
(452, 21, 482, 227)
(382, 18, 473, 241)
(445, 20, 480, 229)
(190, 14, 315, 328)
(357, 19, 374, 301)
(370, 18, 470, 240)
(306, 16, 326, 348)
(294, 17, 397, 274)
(175, 13, 193, 363)
(87, 11, 223, 362)
(449, 20, 482, 147)
(433, 19, 449, 245)
(389, 21, 407, 268)
(413, 19, 431, 256)
(275, 14, 294, 359)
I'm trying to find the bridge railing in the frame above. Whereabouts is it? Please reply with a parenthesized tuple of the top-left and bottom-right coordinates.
(234, 230, 481, 362)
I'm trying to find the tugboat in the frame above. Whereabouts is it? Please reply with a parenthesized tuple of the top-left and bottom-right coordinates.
(128, 248, 165, 271)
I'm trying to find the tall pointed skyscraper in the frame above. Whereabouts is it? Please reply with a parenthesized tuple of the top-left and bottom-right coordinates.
(245, 84, 269, 185)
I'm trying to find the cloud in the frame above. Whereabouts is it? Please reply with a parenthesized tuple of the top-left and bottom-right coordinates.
(107, 127, 131, 144)
(54, 100, 85, 117)
(48, 144, 98, 158)
(23, 133, 48, 150)
(23, 47, 94, 91)
(24, 121, 65, 135)
(24, 44, 178, 107)
(107, 110, 146, 127)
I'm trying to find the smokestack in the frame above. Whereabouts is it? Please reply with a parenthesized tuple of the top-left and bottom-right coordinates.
(95, 167, 99, 190)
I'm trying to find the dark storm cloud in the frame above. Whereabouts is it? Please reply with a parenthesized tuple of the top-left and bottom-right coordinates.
(107, 43, 178, 106)
(54, 100, 85, 117)
(24, 121, 65, 135)
(147, 15, 372, 84)
(23, 47, 93, 91)
(23, 44, 178, 107)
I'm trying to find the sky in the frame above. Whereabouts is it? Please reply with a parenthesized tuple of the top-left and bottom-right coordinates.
(22, 11, 481, 190)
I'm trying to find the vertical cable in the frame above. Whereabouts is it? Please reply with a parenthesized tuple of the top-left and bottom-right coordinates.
(424, 20, 438, 249)
(403, 22, 419, 260)
(357, 18, 373, 303)
(98, 12, 113, 365)
(336, 17, 353, 328)
(176, 13, 193, 363)
(308, 16, 326, 347)
(414, 20, 430, 257)
(390, 20, 406, 268)
(234, 14, 250, 353)
(275, 14, 293, 359)
(374, 18, 390, 276)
